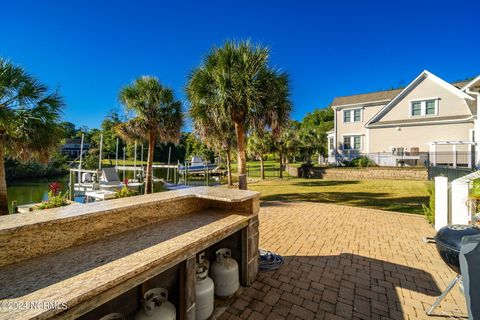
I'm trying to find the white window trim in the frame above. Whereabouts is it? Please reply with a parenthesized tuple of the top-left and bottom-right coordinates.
(328, 137, 334, 152)
(342, 107, 363, 123)
(341, 134, 363, 151)
(409, 98, 439, 117)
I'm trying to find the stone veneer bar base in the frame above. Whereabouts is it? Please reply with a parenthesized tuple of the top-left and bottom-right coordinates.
(0, 187, 260, 320)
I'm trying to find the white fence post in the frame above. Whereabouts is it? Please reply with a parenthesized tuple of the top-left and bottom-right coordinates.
(435, 176, 449, 231)
(451, 180, 471, 225)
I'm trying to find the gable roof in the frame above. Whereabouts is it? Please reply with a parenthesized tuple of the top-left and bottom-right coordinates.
(365, 70, 475, 127)
(331, 77, 473, 108)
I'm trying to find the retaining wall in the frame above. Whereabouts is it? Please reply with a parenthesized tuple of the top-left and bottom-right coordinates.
(286, 165, 427, 181)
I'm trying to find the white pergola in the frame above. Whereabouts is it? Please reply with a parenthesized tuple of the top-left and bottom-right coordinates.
(429, 141, 476, 168)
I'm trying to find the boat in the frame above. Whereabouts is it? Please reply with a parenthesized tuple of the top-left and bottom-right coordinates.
(99, 167, 143, 191)
(163, 181, 191, 190)
(178, 156, 219, 173)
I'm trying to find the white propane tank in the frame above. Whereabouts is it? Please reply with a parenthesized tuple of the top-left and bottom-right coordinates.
(135, 288, 176, 320)
(99, 313, 125, 320)
(195, 264, 214, 320)
(197, 251, 210, 271)
(210, 248, 239, 298)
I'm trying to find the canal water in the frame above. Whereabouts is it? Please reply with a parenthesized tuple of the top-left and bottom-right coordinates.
(7, 167, 220, 212)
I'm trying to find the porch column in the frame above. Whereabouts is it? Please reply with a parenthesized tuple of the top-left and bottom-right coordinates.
(452, 144, 457, 168)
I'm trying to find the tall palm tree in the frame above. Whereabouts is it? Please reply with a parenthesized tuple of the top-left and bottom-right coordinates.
(118, 76, 182, 194)
(247, 132, 273, 180)
(187, 41, 292, 189)
(0, 58, 64, 215)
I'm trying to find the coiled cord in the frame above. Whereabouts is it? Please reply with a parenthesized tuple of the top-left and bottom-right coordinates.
(259, 249, 284, 271)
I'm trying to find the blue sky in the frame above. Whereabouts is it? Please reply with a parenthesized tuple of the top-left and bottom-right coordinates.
(1, 0, 479, 129)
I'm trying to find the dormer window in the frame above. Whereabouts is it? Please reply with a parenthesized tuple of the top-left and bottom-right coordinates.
(410, 99, 438, 117)
(343, 108, 362, 123)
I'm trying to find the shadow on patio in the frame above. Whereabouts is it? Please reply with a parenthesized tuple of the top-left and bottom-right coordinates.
(221, 253, 466, 320)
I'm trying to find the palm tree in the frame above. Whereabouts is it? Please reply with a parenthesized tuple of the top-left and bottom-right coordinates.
(190, 111, 236, 186)
(275, 122, 300, 178)
(186, 41, 292, 189)
(0, 58, 64, 215)
(247, 132, 273, 180)
(117, 76, 182, 194)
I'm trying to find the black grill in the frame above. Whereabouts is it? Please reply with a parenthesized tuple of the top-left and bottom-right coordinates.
(435, 225, 480, 274)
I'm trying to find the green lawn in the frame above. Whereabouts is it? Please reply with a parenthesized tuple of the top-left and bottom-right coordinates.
(247, 177, 429, 215)
(230, 160, 288, 178)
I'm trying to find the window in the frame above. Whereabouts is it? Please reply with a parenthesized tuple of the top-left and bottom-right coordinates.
(343, 108, 362, 123)
(343, 110, 351, 122)
(411, 102, 422, 116)
(343, 135, 361, 150)
(329, 138, 334, 150)
(354, 109, 361, 121)
(425, 100, 436, 115)
(343, 136, 351, 150)
(410, 99, 438, 117)
(353, 136, 361, 150)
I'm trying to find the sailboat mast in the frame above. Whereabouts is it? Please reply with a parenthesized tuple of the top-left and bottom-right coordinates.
(98, 134, 103, 170)
(115, 138, 119, 169)
(123, 146, 126, 181)
(134, 141, 137, 181)
(78, 134, 84, 183)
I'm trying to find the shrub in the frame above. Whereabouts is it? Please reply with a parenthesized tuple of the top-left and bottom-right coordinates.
(422, 181, 435, 224)
(353, 156, 376, 167)
(341, 156, 376, 167)
(299, 162, 314, 178)
(472, 178, 480, 199)
(35, 181, 70, 211)
(115, 186, 138, 198)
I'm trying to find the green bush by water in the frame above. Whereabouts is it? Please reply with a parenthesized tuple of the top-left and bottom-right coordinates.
(5, 152, 69, 181)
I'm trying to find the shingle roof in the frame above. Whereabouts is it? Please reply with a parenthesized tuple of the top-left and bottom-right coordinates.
(451, 80, 470, 89)
(331, 88, 403, 107)
(331, 80, 474, 107)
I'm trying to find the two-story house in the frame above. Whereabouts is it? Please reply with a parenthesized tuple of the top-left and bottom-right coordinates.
(328, 70, 480, 167)
(61, 139, 91, 158)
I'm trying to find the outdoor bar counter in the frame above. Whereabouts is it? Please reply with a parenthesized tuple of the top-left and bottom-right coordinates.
(0, 187, 260, 320)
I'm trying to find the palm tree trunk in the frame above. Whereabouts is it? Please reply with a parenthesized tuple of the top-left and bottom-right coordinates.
(260, 154, 265, 180)
(279, 151, 283, 179)
(0, 146, 8, 215)
(234, 122, 247, 190)
(226, 148, 233, 186)
(145, 132, 155, 194)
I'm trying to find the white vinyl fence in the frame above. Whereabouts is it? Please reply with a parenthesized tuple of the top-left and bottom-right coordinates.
(435, 170, 480, 230)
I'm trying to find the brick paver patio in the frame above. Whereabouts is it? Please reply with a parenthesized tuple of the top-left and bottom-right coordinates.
(220, 202, 467, 320)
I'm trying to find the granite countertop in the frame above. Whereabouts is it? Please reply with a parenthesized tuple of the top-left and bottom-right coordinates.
(0, 186, 259, 233)
(0, 208, 251, 320)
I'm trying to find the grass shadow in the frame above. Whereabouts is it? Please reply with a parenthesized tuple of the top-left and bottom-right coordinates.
(260, 191, 428, 214)
(292, 180, 360, 187)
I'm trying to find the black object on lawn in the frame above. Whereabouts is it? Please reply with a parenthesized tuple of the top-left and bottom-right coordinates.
(460, 234, 480, 320)
(427, 224, 480, 316)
